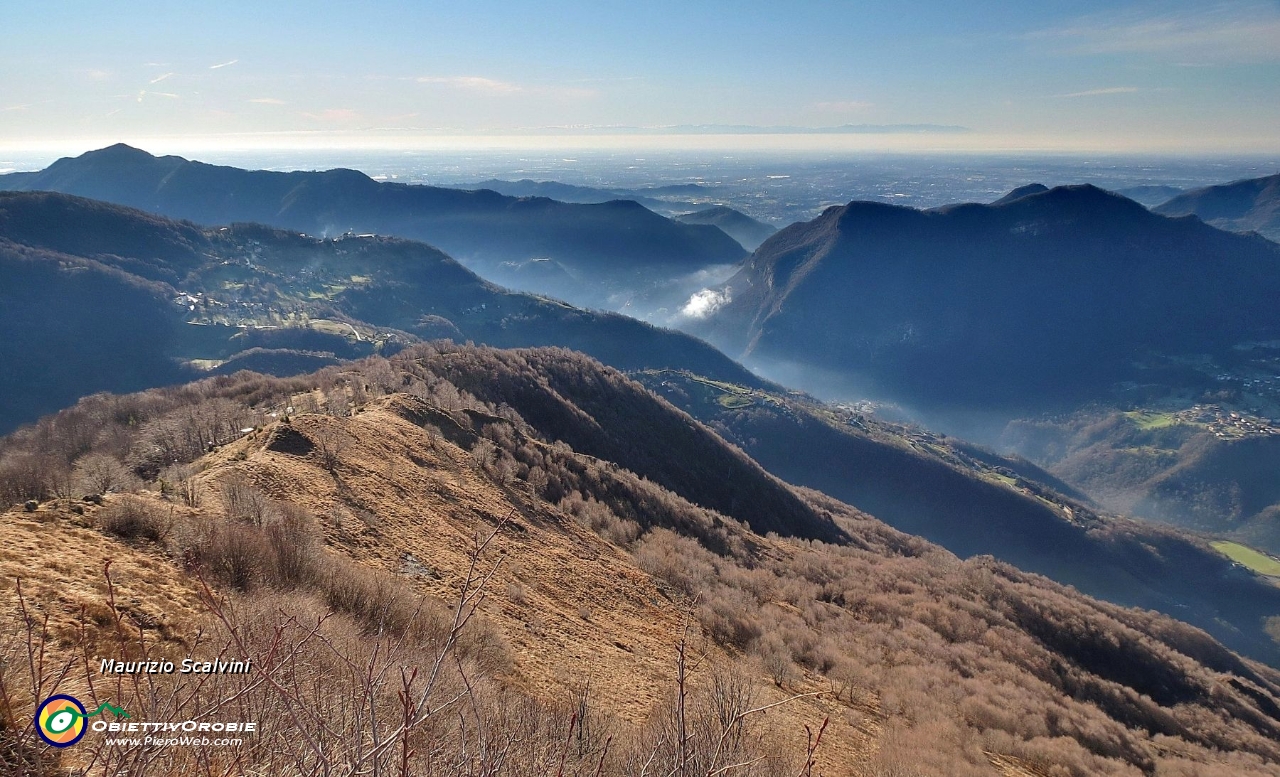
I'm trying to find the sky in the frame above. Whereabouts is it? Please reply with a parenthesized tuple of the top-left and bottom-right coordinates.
(2, 0, 1279, 155)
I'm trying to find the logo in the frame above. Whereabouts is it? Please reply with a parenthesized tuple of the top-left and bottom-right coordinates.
(35, 695, 129, 748)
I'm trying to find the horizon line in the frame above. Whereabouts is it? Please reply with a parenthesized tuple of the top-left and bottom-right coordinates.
(0, 132, 1278, 160)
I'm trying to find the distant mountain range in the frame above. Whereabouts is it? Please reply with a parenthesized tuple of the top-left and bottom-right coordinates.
(0, 191, 763, 433)
(415, 123, 973, 135)
(443, 178, 704, 214)
(1116, 185, 1185, 207)
(674, 206, 777, 251)
(443, 181, 779, 250)
(0, 144, 745, 310)
(693, 184, 1280, 412)
(646, 123, 973, 134)
(1155, 173, 1280, 242)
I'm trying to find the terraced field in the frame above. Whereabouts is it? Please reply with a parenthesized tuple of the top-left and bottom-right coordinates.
(1212, 540, 1280, 577)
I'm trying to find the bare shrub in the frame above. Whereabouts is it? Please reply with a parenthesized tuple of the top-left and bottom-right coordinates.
(525, 465, 549, 497)
(220, 475, 272, 526)
(160, 463, 203, 507)
(698, 666, 756, 756)
(455, 611, 515, 676)
(264, 504, 318, 589)
(98, 497, 171, 543)
(470, 438, 497, 470)
(756, 635, 794, 688)
(635, 529, 715, 596)
(699, 588, 763, 649)
(318, 559, 427, 638)
(325, 387, 352, 418)
(201, 521, 267, 591)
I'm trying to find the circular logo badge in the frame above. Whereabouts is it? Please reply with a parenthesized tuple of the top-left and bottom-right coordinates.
(35, 694, 88, 748)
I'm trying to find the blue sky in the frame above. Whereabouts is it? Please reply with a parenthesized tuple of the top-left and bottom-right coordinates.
(2, 1, 1278, 153)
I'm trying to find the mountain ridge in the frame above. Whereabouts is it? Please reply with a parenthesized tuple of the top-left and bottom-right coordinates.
(693, 184, 1280, 411)
(0, 190, 765, 434)
(675, 205, 778, 250)
(0, 145, 746, 310)
(1155, 173, 1280, 242)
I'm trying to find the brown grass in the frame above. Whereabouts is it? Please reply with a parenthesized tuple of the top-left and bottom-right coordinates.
(1, 344, 1279, 775)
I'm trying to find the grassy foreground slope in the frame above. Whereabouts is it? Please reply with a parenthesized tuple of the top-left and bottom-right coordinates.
(3, 344, 1280, 775)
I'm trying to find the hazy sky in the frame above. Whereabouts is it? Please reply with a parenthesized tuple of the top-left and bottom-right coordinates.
(2, 1, 1279, 154)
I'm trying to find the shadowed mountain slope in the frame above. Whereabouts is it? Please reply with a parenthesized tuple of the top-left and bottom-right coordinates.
(695, 185, 1280, 412)
(1116, 185, 1185, 207)
(1005, 407, 1280, 555)
(0, 145, 746, 302)
(0, 191, 763, 434)
(675, 205, 778, 250)
(990, 183, 1048, 205)
(1155, 173, 1280, 242)
(633, 369, 1280, 667)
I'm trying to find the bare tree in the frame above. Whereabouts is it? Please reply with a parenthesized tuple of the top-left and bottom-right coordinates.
(73, 452, 132, 495)
(312, 421, 350, 474)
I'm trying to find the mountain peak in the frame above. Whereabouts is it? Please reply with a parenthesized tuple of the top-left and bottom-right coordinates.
(700, 180, 1280, 412)
(991, 183, 1049, 205)
(990, 184, 1151, 224)
(83, 143, 159, 161)
(675, 205, 778, 250)
(41, 143, 169, 177)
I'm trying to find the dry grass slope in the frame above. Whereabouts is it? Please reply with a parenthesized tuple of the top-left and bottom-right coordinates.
(0, 343, 1279, 775)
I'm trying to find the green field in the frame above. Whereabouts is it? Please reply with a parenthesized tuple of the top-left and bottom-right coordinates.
(1212, 541, 1280, 576)
(1124, 410, 1178, 430)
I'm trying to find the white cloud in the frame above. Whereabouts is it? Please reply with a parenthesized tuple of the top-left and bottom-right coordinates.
(1028, 3, 1280, 63)
(681, 288, 732, 319)
(418, 75, 522, 94)
(209, 59, 239, 69)
(417, 75, 596, 99)
(814, 100, 874, 112)
(300, 108, 363, 123)
(1058, 86, 1140, 98)
(248, 97, 286, 104)
(149, 72, 173, 84)
(136, 90, 180, 103)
